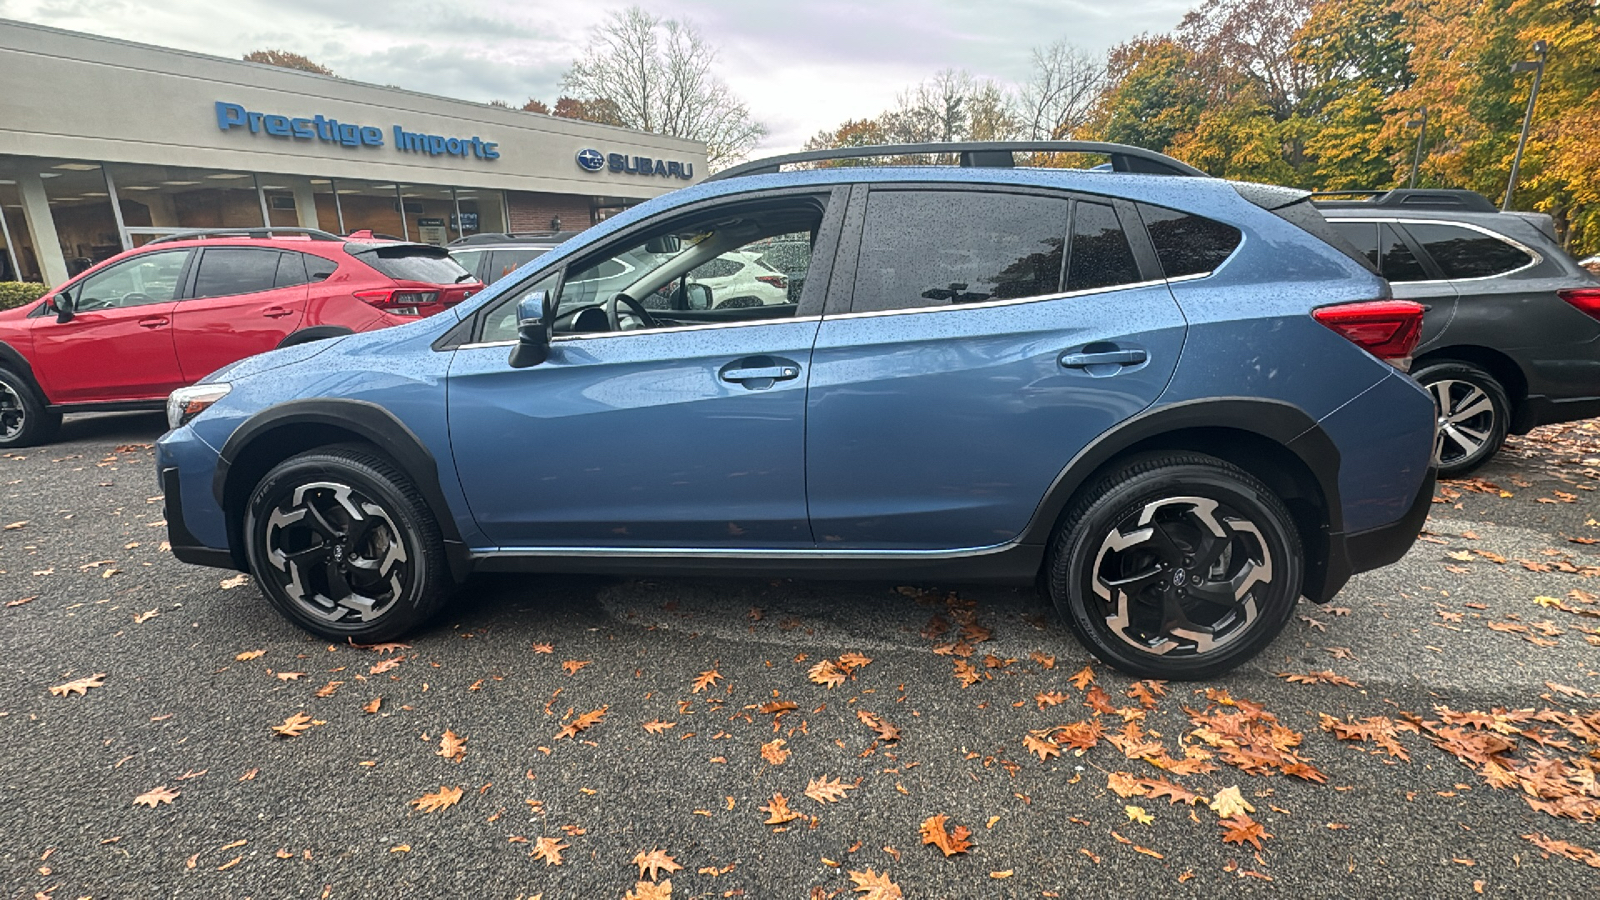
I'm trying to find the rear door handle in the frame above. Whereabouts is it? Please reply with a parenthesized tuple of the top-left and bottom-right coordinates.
(1059, 349, 1147, 368)
(137, 316, 169, 329)
(263, 307, 294, 319)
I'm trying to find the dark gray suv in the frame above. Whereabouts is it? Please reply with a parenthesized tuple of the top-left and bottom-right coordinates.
(1319, 189, 1600, 476)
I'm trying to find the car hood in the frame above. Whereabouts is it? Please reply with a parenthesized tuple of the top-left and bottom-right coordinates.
(202, 336, 343, 384)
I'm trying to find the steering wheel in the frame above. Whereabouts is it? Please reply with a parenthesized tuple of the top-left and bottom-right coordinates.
(117, 292, 154, 307)
(605, 292, 658, 331)
(75, 294, 117, 311)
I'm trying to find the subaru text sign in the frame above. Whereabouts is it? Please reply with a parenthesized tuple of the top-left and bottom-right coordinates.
(575, 148, 694, 180)
(215, 102, 500, 160)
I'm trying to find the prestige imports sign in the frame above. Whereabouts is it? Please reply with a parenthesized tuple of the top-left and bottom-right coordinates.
(214, 102, 501, 160)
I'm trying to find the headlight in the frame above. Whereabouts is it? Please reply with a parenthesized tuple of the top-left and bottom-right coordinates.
(167, 383, 231, 430)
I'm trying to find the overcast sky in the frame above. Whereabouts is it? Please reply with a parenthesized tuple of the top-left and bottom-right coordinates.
(0, 0, 1195, 152)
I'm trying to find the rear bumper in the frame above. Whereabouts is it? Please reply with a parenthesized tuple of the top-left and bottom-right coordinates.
(1513, 394, 1600, 434)
(1313, 466, 1436, 601)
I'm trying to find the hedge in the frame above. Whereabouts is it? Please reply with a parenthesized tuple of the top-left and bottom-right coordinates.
(0, 282, 49, 310)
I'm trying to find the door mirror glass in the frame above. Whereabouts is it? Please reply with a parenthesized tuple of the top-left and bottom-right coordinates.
(53, 289, 75, 323)
(508, 290, 551, 368)
(684, 282, 713, 310)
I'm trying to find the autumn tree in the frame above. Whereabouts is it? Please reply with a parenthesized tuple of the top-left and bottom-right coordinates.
(1088, 37, 1207, 155)
(560, 6, 766, 168)
(1016, 40, 1106, 141)
(242, 49, 334, 77)
(551, 96, 624, 126)
(522, 99, 551, 115)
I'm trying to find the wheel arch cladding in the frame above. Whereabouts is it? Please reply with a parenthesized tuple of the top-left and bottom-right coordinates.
(1024, 398, 1342, 601)
(0, 340, 45, 400)
(213, 399, 470, 581)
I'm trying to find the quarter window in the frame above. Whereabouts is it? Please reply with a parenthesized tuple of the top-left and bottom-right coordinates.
(1405, 223, 1534, 279)
(1330, 221, 1380, 268)
(1067, 201, 1141, 292)
(1139, 204, 1242, 278)
(1379, 224, 1429, 282)
(851, 190, 1068, 313)
(192, 249, 281, 299)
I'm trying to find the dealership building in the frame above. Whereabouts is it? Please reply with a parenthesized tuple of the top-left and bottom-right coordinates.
(0, 20, 708, 286)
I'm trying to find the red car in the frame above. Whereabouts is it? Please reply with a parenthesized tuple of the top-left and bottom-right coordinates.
(0, 228, 480, 447)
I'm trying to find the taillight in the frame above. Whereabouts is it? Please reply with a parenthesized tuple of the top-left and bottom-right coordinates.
(755, 274, 787, 289)
(1312, 300, 1426, 366)
(1558, 287, 1600, 321)
(354, 288, 440, 316)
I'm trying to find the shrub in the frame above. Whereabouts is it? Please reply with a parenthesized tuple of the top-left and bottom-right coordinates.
(0, 282, 49, 310)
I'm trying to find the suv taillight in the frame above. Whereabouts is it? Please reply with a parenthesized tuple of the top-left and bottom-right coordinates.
(354, 288, 440, 315)
(1312, 300, 1426, 366)
(1558, 287, 1600, 321)
(755, 274, 787, 289)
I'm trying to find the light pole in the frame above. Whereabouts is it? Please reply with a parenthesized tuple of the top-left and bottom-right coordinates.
(1502, 39, 1549, 211)
(1406, 107, 1428, 189)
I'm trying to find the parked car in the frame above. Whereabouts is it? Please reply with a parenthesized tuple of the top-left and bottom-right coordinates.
(449, 231, 581, 285)
(0, 228, 480, 448)
(157, 141, 1436, 680)
(1317, 189, 1600, 476)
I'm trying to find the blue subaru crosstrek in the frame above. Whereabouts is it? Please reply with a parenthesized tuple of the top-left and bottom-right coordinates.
(157, 141, 1437, 679)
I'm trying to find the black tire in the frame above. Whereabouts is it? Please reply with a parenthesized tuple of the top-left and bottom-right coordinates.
(1046, 452, 1304, 680)
(1412, 361, 1509, 478)
(0, 367, 60, 448)
(242, 444, 451, 641)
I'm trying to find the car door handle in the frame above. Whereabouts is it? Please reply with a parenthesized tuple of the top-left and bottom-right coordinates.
(1059, 349, 1147, 368)
(719, 356, 801, 390)
(137, 316, 169, 329)
(262, 307, 294, 319)
(722, 365, 799, 382)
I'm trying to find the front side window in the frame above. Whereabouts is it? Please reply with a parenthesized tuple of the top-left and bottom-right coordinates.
(1067, 201, 1141, 292)
(852, 190, 1068, 313)
(1141, 204, 1243, 278)
(192, 248, 282, 299)
(72, 249, 189, 309)
(1405, 222, 1534, 280)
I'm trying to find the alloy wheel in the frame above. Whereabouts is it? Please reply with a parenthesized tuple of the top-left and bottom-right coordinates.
(261, 481, 409, 624)
(1428, 378, 1496, 468)
(1090, 495, 1273, 656)
(0, 380, 25, 442)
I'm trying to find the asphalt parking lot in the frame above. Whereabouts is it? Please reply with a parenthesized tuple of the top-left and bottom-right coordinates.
(3, 412, 1598, 899)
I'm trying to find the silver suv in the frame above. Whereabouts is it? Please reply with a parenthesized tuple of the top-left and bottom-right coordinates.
(1319, 189, 1600, 476)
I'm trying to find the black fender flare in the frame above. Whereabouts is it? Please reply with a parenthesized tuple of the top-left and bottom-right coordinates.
(1016, 398, 1345, 598)
(213, 398, 471, 581)
(0, 339, 48, 403)
(276, 326, 355, 349)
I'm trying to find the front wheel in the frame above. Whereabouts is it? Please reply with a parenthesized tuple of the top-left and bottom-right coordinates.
(1047, 453, 1304, 680)
(0, 368, 60, 449)
(243, 445, 451, 641)
(1412, 361, 1509, 478)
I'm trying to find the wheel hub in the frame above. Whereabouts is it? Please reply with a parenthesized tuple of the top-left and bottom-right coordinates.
(262, 481, 408, 624)
(1427, 378, 1495, 466)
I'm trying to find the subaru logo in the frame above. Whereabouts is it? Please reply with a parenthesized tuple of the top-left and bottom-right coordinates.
(575, 148, 605, 172)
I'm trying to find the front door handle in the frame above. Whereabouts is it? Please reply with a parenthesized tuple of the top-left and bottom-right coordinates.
(1059, 348, 1147, 368)
(262, 307, 294, 319)
(137, 316, 169, 329)
(719, 356, 801, 390)
(723, 365, 798, 382)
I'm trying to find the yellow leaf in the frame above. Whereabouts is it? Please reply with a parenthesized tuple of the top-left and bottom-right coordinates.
(1209, 785, 1255, 819)
(1125, 805, 1153, 825)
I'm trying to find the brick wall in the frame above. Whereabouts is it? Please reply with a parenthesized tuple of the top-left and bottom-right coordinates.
(507, 191, 595, 233)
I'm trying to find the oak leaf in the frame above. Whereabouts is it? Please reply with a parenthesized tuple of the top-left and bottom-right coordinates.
(531, 642, 554, 654)
(761, 792, 802, 825)
(951, 659, 983, 688)
(369, 656, 404, 675)
(837, 651, 872, 672)
(634, 848, 684, 880)
(1035, 691, 1067, 708)
(555, 706, 607, 740)
(1523, 833, 1600, 869)
(530, 835, 568, 865)
(805, 775, 855, 804)
(1219, 815, 1271, 850)
(1107, 771, 1146, 798)
(1069, 665, 1095, 690)
(920, 814, 973, 856)
(625, 880, 671, 900)
(235, 649, 265, 661)
(1029, 650, 1056, 669)
(133, 785, 179, 807)
(856, 710, 901, 742)
(561, 659, 590, 675)
(362, 697, 382, 714)
(643, 720, 676, 734)
(809, 659, 847, 688)
(49, 673, 105, 696)
(1023, 733, 1061, 761)
(849, 867, 904, 899)
(438, 729, 467, 761)
(410, 785, 463, 813)
(691, 668, 722, 693)
(1140, 777, 1203, 806)
(271, 712, 316, 738)
(760, 738, 790, 765)
(758, 700, 799, 715)
(1208, 786, 1255, 818)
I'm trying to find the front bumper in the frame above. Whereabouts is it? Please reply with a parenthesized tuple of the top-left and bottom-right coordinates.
(160, 464, 242, 572)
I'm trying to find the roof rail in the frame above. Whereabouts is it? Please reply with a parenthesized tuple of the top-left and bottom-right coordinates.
(706, 141, 1209, 182)
(1311, 189, 1499, 213)
(145, 227, 345, 245)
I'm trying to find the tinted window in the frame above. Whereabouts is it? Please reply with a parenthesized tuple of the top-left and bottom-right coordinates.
(488, 249, 548, 283)
(852, 190, 1067, 313)
(1330, 221, 1380, 268)
(1379, 224, 1429, 282)
(192, 249, 280, 299)
(275, 252, 308, 288)
(1067, 201, 1140, 292)
(305, 254, 338, 280)
(1140, 204, 1243, 277)
(1406, 223, 1534, 279)
(450, 249, 486, 280)
(357, 247, 472, 284)
(73, 249, 189, 309)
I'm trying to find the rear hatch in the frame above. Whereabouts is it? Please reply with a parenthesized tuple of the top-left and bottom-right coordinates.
(346, 242, 482, 317)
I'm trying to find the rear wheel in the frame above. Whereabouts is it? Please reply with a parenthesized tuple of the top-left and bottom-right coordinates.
(0, 368, 60, 448)
(243, 445, 451, 641)
(1047, 453, 1303, 680)
(1413, 361, 1509, 478)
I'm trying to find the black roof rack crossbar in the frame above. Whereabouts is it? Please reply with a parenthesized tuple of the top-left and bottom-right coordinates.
(706, 141, 1209, 181)
(145, 227, 345, 245)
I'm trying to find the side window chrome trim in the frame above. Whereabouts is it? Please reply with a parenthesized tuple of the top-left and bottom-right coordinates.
(825, 277, 1172, 321)
(1331, 216, 1543, 283)
(456, 315, 824, 350)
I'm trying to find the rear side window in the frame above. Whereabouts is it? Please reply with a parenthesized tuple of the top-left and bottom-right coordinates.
(852, 190, 1068, 313)
(1138, 204, 1242, 278)
(275, 252, 308, 288)
(191, 248, 281, 299)
(1405, 223, 1534, 279)
(1329, 221, 1380, 268)
(1067, 201, 1140, 291)
(304, 254, 338, 280)
(1379, 224, 1429, 282)
(356, 246, 472, 284)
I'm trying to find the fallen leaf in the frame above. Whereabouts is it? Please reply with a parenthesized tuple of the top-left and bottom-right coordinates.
(530, 835, 569, 866)
(275, 671, 305, 681)
(561, 660, 590, 676)
(369, 656, 404, 675)
(1069, 665, 1095, 690)
(809, 659, 847, 689)
(760, 793, 802, 825)
(235, 649, 265, 661)
(133, 785, 179, 808)
(409, 785, 463, 813)
(849, 868, 903, 899)
(691, 668, 722, 693)
(270, 712, 316, 738)
(624, 880, 672, 900)
(1125, 805, 1153, 825)
(219, 574, 250, 589)
(634, 848, 684, 880)
(1219, 815, 1271, 850)
(760, 738, 791, 766)
(1208, 786, 1255, 819)
(49, 673, 105, 697)
(438, 729, 467, 761)
(805, 775, 855, 804)
(555, 707, 607, 740)
(362, 697, 382, 714)
(643, 720, 676, 734)
(920, 814, 973, 857)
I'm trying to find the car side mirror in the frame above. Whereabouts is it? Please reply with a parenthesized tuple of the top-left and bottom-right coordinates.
(508, 291, 551, 369)
(684, 283, 712, 311)
(53, 290, 75, 323)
